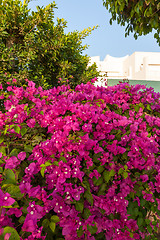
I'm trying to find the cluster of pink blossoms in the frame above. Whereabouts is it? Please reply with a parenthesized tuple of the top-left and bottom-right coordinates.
(0, 79, 160, 239)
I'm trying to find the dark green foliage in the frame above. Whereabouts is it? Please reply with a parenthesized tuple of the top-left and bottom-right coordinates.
(0, 0, 99, 88)
(103, 0, 160, 45)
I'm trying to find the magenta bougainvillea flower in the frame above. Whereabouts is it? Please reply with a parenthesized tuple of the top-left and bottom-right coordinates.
(1, 79, 160, 239)
(0, 190, 15, 207)
(17, 152, 26, 161)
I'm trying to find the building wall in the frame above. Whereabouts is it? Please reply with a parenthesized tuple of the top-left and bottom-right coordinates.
(89, 52, 160, 86)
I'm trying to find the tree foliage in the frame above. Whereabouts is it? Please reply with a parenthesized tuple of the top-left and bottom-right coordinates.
(103, 0, 160, 45)
(0, 0, 99, 88)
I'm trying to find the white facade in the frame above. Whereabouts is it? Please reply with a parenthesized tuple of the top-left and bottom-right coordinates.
(89, 52, 160, 86)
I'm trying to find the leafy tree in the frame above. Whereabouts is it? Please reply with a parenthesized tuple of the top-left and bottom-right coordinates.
(103, 0, 160, 45)
(0, 0, 99, 88)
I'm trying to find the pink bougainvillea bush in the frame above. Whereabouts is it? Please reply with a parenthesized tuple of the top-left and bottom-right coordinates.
(1, 78, 160, 240)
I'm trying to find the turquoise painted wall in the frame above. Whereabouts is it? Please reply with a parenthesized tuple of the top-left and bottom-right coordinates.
(107, 79, 160, 93)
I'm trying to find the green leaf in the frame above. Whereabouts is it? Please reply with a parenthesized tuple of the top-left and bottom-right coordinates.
(21, 127, 27, 136)
(124, 165, 128, 171)
(147, 225, 152, 234)
(3, 185, 23, 199)
(103, 170, 110, 182)
(139, 103, 144, 110)
(137, 217, 144, 227)
(0, 136, 4, 144)
(51, 215, 60, 223)
(97, 165, 104, 173)
(92, 153, 102, 163)
(84, 190, 93, 206)
(49, 221, 56, 233)
(129, 232, 134, 238)
(24, 145, 33, 153)
(40, 161, 52, 177)
(82, 180, 91, 191)
(10, 148, 20, 157)
(103, 169, 115, 182)
(53, 161, 59, 166)
(33, 135, 43, 143)
(4, 125, 9, 135)
(77, 226, 83, 237)
(42, 219, 50, 228)
(110, 169, 115, 176)
(1, 227, 20, 240)
(44, 161, 52, 167)
(3, 169, 16, 185)
(154, 32, 159, 39)
(14, 126, 20, 134)
(103, 169, 115, 183)
(123, 171, 128, 179)
(83, 208, 91, 219)
(146, 104, 152, 111)
(133, 208, 139, 216)
(118, 168, 123, 175)
(59, 156, 67, 163)
(109, 19, 112, 25)
(75, 202, 84, 213)
(145, 219, 150, 225)
(40, 166, 45, 178)
(98, 183, 107, 196)
(95, 102, 101, 107)
(18, 216, 25, 224)
(134, 104, 139, 112)
(93, 176, 103, 186)
(129, 191, 135, 199)
(151, 205, 156, 213)
(22, 206, 28, 214)
(0, 166, 3, 173)
(0, 146, 6, 156)
(87, 223, 98, 234)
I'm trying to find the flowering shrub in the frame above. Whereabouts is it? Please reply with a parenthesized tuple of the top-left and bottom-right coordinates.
(1, 78, 160, 239)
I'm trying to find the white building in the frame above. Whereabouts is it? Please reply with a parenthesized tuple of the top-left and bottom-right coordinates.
(89, 52, 160, 87)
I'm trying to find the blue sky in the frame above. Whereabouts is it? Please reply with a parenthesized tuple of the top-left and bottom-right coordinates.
(28, 0, 160, 60)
